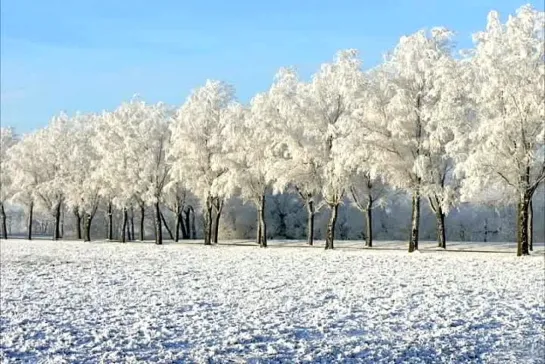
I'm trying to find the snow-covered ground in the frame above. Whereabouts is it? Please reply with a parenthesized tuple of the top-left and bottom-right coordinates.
(1, 239, 544, 363)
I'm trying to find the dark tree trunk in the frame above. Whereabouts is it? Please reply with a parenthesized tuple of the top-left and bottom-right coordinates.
(258, 195, 267, 247)
(204, 198, 213, 245)
(154, 202, 163, 245)
(517, 193, 530, 256)
(436, 208, 446, 249)
(183, 209, 190, 239)
(74, 209, 82, 240)
(483, 219, 488, 243)
(190, 207, 196, 239)
(60, 205, 64, 239)
(139, 204, 145, 241)
(27, 201, 34, 240)
(528, 199, 533, 252)
(212, 199, 223, 244)
(53, 202, 62, 241)
(408, 189, 420, 253)
(126, 216, 132, 241)
(107, 202, 113, 240)
(0, 202, 6, 240)
(130, 206, 135, 242)
(160, 210, 174, 240)
(175, 211, 181, 242)
(83, 213, 93, 242)
(256, 208, 262, 245)
(306, 200, 315, 246)
(180, 213, 189, 239)
(121, 208, 128, 243)
(325, 203, 339, 250)
(365, 203, 373, 248)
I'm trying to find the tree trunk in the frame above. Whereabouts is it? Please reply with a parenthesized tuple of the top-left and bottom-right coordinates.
(121, 208, 128, 243)
(365, 207, 373, 248)
(160, 210, 174, 240)
(203, 198, 213, 245)
(325, 203, 339, 250)
(126, 216, 132, 241)
(212, 199, 223, 244)
(258, 195, 267, 247)
(60, 205, 64, 239)
(190, 207, 196, 239)
(53, 202, 62, 241)
(528, 199, 533, 252)
(130, 206, 135, 242)
(0, 202, 6, 240)
(27, 201, 34, 240)
(83, 213, 93, 242)
(74, 209, 82, 240)
(306, 200, 315, 246)
(256, 208, 262, 245)
(154, 201, 163, 245)
(175, 211, 181, 242)
(107, 202, 113, 240)
(517, 193, 530, 256)
(408, 189, 420, 253)
(180, 213, 188, 239)
(436, 208, 446, 249)
(183, 209, 190, 239)
(139, 205, 145, 241)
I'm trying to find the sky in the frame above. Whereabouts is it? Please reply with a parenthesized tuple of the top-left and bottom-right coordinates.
(1, 0, 543, 134)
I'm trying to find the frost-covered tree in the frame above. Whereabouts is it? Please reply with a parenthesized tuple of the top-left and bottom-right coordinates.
(363, 29, 462, 252)
(458, 6, 545, 256)
(170, 80, 235, 245)
(340, 88, 391, 248)
(308, 50, 363, 249)
(63, 113, 101, 241)
(5, 132, 43, 240)
(267, 68, 324, 246)
(95, 98, 171, 244)
(0, 127, 18, 239)
(224, 100, 274, 247)
(28, 116, 72, 240)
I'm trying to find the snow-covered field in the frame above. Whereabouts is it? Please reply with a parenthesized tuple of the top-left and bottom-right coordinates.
(1, 239, 544, 363)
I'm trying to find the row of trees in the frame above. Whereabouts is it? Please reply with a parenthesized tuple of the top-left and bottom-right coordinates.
(1, 5, 543, 255)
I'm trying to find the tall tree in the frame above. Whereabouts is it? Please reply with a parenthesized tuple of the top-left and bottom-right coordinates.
(170, 80, 234, 245)
(361, 29, 462, 252)
(64, 113, 101, 241)
(266, 68, 324, 246)
(307, 50, 362, 250)
(457, 6, 545, 256)
(95, 98, 171, 244)
(224, 101, 274, 248)
(0, 128, 18, 239)
(30, 116, 72, 240)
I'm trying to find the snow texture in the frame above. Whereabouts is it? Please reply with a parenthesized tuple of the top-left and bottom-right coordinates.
(1, 239, 544, 363)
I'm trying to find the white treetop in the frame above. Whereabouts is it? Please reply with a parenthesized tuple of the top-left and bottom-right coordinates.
(458, 5, 545, 204)
(266, 68, 322, 203)
(309, 49, 363, 211)
(31, 115, 71, 216)
(0, 127, 18, 205)
(170, 80, 235, 204)
(364, 29, 461, 195)
(95, 97, 171, 210)
(63, 113, 101, 218)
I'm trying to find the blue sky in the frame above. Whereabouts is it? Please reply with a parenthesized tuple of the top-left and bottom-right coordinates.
(1, 0, 543, 134)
